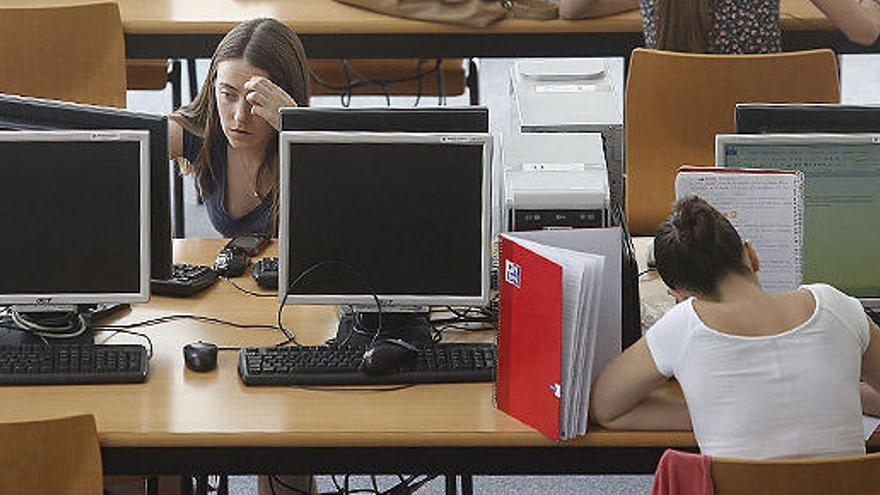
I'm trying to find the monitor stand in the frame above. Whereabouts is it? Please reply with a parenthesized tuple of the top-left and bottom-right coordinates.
(0, 303, 128, 347)
(332, 310, 434, 349)
(0, 313, 94, 346)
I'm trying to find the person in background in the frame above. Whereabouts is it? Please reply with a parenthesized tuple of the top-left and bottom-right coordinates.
(558, 0, 880, 52)
(169, 18, 310, 238)
(590, 196, 880, 459)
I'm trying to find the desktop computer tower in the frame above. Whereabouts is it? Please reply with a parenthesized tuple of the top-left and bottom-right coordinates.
(505, 58, 623, 227)
(502, 132, 610, 231)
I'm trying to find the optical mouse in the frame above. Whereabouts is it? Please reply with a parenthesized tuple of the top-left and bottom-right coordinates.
(183, 341, 218, 372)
(361, 339, 418, 374)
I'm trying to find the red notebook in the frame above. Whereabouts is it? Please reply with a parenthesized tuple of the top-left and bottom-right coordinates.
(496, 237, 564, 439)
(496, 228, 621, 441)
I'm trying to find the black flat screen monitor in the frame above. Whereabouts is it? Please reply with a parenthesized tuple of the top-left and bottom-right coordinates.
(281, 107, 489, 133)
(736, 104, 880, 134)
(0, 131, 150, 305)
(0, 93, 171, 280)
(278, 132, 492, 309)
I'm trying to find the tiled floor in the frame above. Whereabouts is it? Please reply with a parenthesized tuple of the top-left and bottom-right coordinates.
(126, 53, 880, 494)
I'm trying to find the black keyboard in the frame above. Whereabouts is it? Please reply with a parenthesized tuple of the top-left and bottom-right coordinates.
(0, 344, 148, 385)
(252, 257, 278, 290)
(238, 343, 496, 386)
(151, 263, 218, 297)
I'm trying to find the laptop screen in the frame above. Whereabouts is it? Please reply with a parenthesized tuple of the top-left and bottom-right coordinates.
(716, 134, 880, 303)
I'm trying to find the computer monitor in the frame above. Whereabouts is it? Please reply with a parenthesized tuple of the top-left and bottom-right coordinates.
(0, 93, 171, 280)
(715, 133, 880, 307)
(736, 104, 880, 134)
(281, 107, 489, 133)
(279, 131, 492, 345)
(0, 130, 150, 310)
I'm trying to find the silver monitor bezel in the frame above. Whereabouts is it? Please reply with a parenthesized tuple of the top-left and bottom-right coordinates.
(715, 132, 880, 308)
(279, 131, 493, 308)
(0, 130, 150, 305)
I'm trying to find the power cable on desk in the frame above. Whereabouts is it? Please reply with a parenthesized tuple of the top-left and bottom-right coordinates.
(223, 276, 276, 298)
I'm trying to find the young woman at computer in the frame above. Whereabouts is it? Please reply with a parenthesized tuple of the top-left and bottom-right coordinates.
(168, 18, 310, 238)
(590, 196, 880, 459)
(558, 0, 880, 52)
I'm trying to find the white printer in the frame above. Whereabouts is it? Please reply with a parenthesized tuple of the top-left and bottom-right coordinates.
(507, 58, 623, 219)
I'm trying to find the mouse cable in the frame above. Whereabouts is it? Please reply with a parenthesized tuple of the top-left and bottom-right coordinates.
(223, 277, 276, 298)
(639, 267, 655, 278)
(88, 314, 278, 332)
(276, 260, 383, 349)
(291, 384, 415, 393)
(91, 326, 154, 359)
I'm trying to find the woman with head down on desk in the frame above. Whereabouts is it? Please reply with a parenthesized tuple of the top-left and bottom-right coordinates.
(169, 18, 310, 238)
(590, 196, 880, 459)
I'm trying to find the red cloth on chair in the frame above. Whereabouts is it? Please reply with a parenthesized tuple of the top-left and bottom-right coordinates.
(651, 449, 714, 495)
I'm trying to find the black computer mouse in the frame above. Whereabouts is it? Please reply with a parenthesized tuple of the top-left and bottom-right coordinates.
(183, 341, 218, 372)
(361, 339, 418, 374)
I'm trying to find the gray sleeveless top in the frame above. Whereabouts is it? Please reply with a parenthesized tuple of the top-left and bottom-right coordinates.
(182, 130, 273, 238)
(639, 0, 782, 54)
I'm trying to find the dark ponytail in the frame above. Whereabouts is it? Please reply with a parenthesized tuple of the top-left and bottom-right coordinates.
(655, 0, 712, 53)
(655, 196, 749, 296)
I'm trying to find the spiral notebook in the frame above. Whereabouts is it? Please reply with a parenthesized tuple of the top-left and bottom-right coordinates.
(674, 166, 805, 293)
(495, 228, 621, 440)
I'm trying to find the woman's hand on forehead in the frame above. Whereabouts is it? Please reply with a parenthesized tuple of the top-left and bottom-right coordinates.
(244, 76, 297, 131)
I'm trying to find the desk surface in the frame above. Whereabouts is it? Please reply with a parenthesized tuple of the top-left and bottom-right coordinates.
(0, 239, 688, 451)
(2, 0, 831, 34)
(0, 238, 875, 475)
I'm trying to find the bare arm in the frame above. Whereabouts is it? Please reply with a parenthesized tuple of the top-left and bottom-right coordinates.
(861, 318, 880, 415)
(167, 117, 184, 161)
(810, 0, 880, 46)
(558, 0, 639, 20)
(590, 337, 689, 429)
(861, 382, 880, 417)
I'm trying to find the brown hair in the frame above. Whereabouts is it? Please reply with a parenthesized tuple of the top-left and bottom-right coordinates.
(654, 196, 750, 296)
(170, 18, 310, 231)
(655, 0, 712, 53)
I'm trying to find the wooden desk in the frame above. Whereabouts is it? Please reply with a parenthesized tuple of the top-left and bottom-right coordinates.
(3, 0, 876, 60)
(0, 239, 875, 478)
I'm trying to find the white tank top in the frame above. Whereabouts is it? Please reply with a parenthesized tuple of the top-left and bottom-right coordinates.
(646, 284, 870, 459)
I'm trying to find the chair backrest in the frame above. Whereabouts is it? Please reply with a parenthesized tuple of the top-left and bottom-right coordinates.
(0, 414, 103, 494)
(0, 2, 127, 108)
(624, 48, 839, 234)
(712, 451, 880, 495)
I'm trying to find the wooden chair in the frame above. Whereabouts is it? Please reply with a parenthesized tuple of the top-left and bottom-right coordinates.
(0, 2, 127, 108)
(624, 48, 840, 234)
(0, 415, 102, 494)
(712, 451, 880, 495)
